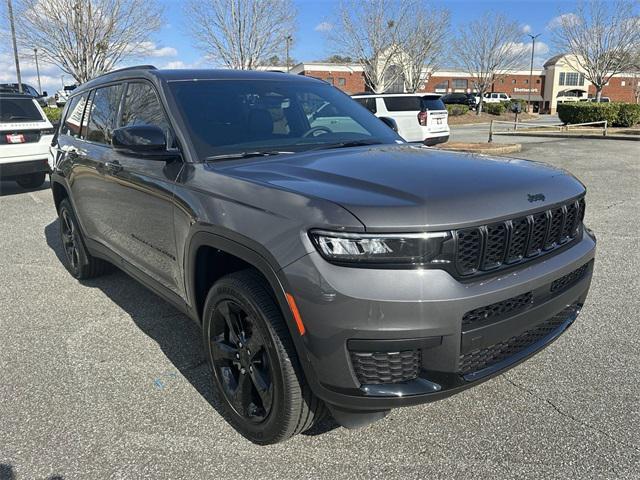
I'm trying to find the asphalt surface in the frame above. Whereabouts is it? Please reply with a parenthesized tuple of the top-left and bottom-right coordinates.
(1, 130, 639, 479)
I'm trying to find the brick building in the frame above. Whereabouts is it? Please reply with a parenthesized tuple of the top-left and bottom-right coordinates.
(290, 54, 639, 113)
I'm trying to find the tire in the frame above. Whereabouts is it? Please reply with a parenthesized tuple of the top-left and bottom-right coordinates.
(57, 198, 110, 279)
(203, 270, 325, 444)
(16, 172, 46, 189)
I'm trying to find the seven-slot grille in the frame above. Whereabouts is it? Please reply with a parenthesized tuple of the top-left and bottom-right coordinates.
(454, 198, 585, 276)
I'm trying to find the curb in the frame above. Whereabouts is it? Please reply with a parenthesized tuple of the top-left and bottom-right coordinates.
(435, 143, 522, 155)
(494, 131, 640, 141)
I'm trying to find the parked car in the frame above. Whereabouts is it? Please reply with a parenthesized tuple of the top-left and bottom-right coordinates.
(50, 66, 596, 444)
(0, 92, 53, 188)
(475, 92, 511, 104)
(351, 93, 449, 145)
(440, 92, 476, 109)
(54, 85, 77, 107)
(0, 82, 48, 107)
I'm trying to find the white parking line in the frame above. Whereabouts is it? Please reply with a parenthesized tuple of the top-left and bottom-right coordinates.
(28, 192, 43, 204)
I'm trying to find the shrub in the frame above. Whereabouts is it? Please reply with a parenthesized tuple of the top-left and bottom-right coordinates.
(446, 104, 469, 116)
(615, 103, 640, 127)
(557, 102, 620, 125)
(43, 106, 62, 125)
(485, 102, 506, 115)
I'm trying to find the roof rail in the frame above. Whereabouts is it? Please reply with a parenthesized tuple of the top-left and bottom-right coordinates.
(106, 65, 157, 75)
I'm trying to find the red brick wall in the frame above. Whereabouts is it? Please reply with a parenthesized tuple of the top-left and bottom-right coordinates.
(423, 74, 546, 97)
(587, 76, 639, 103)
(301, 69, 366, 94)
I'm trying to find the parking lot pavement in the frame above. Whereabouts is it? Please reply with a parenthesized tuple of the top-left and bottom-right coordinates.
(1, 135, 639, 479)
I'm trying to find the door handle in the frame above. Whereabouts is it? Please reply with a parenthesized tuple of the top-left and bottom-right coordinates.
(105, 160, 123, 173)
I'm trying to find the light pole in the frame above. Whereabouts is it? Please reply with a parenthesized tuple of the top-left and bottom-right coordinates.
(527, 33, 541, 113)
(7, 0, 23, 93)
(285, 35, 292, 73)
(34, 48, 42, 95)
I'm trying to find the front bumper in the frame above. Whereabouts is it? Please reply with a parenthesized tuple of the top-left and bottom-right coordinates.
(282, 229, 596, 411)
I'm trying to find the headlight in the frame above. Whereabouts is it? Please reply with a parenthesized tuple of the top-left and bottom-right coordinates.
(309, 230, 451, 266)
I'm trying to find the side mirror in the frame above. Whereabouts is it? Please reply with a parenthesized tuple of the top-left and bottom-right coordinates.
(378, 116, 398, 132)
(112, 125, 167, 152)
(41, 91, 48, 97)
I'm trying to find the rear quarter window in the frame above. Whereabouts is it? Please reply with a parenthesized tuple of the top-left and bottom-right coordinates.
(382, 96, 422, 112)
(0, 98, 43, 122)
(421, 96, 446, 111)
(354, 97, 377, 114)
(60, 94, 89, 137)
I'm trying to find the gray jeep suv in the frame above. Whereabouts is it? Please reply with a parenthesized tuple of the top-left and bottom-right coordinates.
(50, 66, 596, 444)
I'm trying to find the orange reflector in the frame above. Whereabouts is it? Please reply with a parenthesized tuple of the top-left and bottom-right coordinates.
(285, 293, 305, 336)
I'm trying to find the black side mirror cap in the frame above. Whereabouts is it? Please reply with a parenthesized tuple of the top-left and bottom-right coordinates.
(112, 125, 167, 152)
(378, 116, 398, 132)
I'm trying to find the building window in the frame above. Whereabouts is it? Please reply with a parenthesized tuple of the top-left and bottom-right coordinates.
(500, 79, 504, 84)
(434, 80, 448, 92)
(337, 77, 346, 86)
(621, 80, 626, 87)
(524, 79, 529, 84)
(559, 72, 565, 86)
(511, 79, 516, 84)
(536, 79, 541, 84)
(453, 79, 468, 89)
(326, 77, 334, 85)
(561, 72, 584, 87)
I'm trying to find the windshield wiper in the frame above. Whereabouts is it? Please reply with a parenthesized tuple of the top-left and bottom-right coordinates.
(306, 140, 383, 151)
(205, 151, 293, 161)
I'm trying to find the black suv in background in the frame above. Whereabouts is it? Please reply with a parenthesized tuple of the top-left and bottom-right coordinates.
(0, 83, 48, 107)
(50, 66, 596, 444)
(440, 92, 477, 109)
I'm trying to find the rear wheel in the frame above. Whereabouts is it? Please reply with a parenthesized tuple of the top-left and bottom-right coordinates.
(58, 198, 110, 279)
(203, 270, 324, 444)
(16, 172, 46, 189)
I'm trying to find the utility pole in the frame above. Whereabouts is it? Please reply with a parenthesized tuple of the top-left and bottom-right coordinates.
(7, 0, 23, 93)
(527, 33, 541, 113)
(285, 35, 292, 73)
(34, 48, 42, 95)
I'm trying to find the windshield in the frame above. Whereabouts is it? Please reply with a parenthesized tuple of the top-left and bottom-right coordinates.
(168, 79, 401, 159)
(0, 98, 43, 122)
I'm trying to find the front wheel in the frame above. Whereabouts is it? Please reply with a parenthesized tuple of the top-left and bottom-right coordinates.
(16, 172, 46, 189)
(203, 270, 324, 444)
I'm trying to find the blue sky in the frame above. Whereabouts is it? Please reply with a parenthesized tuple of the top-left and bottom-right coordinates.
(1, 0, 581, 96)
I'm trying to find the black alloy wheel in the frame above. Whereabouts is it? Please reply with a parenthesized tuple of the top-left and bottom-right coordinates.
(209, 299, 274, 423)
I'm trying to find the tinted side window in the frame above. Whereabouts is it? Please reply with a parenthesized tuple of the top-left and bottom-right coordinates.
(85, 84, 123, 144)
(383, 96, 422, 112)
(60, 94, 88, 137)
(354, 97, 377, 113)
(121, 82, 171, 138)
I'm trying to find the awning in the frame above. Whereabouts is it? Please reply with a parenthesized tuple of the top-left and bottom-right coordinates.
(510, 93, 544, 102)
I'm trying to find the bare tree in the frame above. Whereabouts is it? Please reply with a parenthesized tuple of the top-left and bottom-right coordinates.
(186, 0, 296, 70)
(330, 0, 414, 93)
(451, 14, 528, 114)
(552, 0, 640, 102)
(399, 8, 450, 93)
(9, 0, 163, 84)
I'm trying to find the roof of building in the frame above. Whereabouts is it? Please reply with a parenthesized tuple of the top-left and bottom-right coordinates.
(543, 54, 566, 68)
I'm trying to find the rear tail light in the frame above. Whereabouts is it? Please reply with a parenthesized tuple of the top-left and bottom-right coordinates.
(417, 110, 428, 126)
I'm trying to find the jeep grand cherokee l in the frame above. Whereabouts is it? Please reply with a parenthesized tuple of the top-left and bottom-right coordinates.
(50, 66, 596, 444)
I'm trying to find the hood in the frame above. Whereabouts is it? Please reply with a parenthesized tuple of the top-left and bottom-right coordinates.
(215, 144, 585, 231)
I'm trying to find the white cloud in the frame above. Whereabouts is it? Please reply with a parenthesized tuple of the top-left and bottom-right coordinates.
(0, 52, 67, 96)
(522, 24, 532, 34)
(139, 41, 178, 58)
(547, 13, 580, 30)
(314, 22, 332, 32)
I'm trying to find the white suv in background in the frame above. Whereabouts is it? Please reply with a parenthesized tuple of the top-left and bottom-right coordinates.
(0, 93, 53, 189)
(352, 93, 449, 145)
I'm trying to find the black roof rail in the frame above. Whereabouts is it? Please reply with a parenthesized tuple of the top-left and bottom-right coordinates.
(106, 65, 157, 75)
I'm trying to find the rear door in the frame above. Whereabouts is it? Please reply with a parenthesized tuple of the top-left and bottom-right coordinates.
(381, 96, 422, 142)
(421, 95, 449, 134)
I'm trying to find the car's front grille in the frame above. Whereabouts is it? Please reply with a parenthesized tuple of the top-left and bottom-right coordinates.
(462, 291, 533, 328)
(459, 303, 579, 375)
(551, 263, 590, 293)
(454, 198, 585, 277)
(350, 350, 421, 385)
